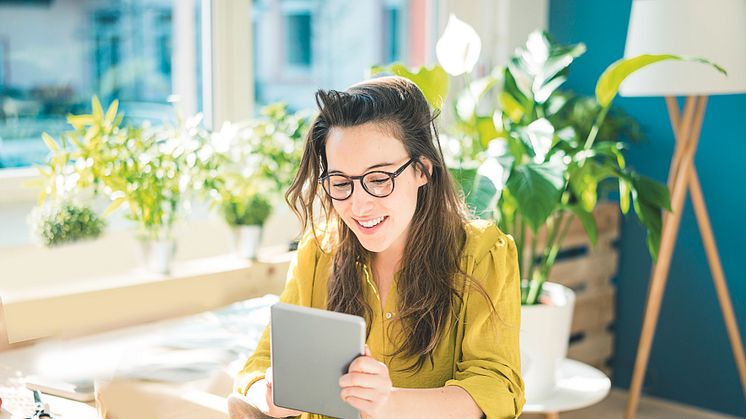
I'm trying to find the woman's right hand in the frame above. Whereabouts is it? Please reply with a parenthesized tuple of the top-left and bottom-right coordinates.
(246, 367, 304, 418)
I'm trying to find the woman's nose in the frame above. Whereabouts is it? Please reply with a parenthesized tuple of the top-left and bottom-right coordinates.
(350, 181, 375, 215)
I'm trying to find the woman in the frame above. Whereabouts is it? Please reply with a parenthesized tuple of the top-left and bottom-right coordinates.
(229, 76, 524, 419)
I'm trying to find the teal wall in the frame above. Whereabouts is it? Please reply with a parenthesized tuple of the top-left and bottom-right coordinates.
(549, 1, 746, 416)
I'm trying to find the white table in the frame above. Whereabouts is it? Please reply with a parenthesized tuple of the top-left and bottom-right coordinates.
(522, 358, 611, 418)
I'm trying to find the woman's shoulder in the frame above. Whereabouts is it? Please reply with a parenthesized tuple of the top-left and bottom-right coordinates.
(295, 223, 336, 260)
(462, 219, 515, 264)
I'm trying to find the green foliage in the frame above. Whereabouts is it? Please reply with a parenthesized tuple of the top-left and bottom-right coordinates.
(30, 201, 105, 247)
(378, 29, 722, 305)
(36, 97, 211, 240)
(207, 103, 312, 226)
(222, 193, 272, 226)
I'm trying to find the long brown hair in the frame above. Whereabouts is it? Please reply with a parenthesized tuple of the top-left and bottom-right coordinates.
(286, 76, 477, 372)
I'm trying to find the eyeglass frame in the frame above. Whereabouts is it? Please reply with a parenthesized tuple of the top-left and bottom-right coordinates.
(318, 157, 419, 201)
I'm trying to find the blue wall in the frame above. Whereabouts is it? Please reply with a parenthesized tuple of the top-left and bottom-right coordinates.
(549, 1, 746, 416)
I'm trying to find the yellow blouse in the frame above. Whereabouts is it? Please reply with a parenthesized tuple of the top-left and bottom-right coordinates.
(234, 220, 525, 418)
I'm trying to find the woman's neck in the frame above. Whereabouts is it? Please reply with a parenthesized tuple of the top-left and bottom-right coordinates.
(373, 229, 407, 277)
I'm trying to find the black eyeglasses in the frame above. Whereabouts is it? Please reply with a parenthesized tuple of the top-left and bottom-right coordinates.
(319, 158, 417, 200)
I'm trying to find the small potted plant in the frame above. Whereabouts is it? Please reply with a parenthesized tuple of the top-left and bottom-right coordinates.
(222, 192, 272, 259)
(375, 17, 724, 401)
(206, 103, 311, 258)
(35, 97, 209, 273)
(29, 200, 106, 247)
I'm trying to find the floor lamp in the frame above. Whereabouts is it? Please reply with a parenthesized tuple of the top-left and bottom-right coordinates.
(619, 1, 746, 418)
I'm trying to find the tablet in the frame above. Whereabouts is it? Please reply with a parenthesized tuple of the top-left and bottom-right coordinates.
(270, 302, 365, 419)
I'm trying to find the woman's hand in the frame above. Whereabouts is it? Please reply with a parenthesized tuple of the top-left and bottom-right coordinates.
(339, 345, 393, 419)
(242, 367, 303, 418)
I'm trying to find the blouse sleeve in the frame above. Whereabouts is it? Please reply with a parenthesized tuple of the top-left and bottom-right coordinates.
(232, 230, 319, 396)
(444, 230, 525, 418)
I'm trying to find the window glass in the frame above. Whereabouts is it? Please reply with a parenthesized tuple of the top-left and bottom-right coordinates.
(0, 0, 202, 169)
(252, 0, 410, 111)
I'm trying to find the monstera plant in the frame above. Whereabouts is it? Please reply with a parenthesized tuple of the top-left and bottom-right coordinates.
(374, 23, 725, 305)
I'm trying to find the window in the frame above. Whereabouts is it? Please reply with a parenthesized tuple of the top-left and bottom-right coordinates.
(0, 0, 202, 169)
(252, 0, 411, 112)
(384, 6, 401, 63)
(285, 12, 312, 67)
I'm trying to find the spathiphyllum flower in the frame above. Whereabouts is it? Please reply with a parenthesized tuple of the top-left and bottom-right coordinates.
(436, 14, 482, 76)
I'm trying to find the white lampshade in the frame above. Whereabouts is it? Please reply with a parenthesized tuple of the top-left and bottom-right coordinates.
(621, 0, 746, 97)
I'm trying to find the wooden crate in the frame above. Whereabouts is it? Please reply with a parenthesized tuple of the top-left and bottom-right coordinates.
(528, 202, 620, 376)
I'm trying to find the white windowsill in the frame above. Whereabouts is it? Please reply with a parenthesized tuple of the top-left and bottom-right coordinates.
(1, 247, 293, 347)
(0, 167, 38, 204)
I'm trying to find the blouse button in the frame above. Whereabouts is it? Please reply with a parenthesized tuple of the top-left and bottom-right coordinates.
(497, 237, 506, 246)
(385, 312, 393, 320)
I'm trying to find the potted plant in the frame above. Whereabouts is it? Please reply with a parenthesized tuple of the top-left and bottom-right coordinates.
(29, 200, 106, 247)
(222, 193, 272, 259)
(35, 97, 209, 273)
(374, 17, 724, 401)
(206, 103, 311, 258)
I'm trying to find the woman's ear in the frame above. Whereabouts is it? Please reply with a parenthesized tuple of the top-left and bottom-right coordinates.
(415, 157, 433, 187)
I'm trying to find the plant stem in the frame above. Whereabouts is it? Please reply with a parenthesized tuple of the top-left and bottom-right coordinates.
(541, 213, 562, 268)
(519, 218, 529, 304)
(583, 105, 610, 150)
(513, 215, 522, 275)
(541, 211, 575, 280)
(525, 225, 540, 303)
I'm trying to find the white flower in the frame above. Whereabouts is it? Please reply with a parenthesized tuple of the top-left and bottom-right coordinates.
(436, 14, 482, 76)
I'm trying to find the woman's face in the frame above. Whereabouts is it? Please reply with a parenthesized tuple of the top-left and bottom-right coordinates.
(325, 122, 429, 257)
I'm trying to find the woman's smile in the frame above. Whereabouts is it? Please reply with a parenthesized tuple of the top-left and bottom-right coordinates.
(353, 215, 389, 234)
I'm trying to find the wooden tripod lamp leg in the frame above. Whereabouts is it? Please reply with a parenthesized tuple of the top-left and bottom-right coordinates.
(624, 96, 707, 419)
(688, 159, 746, 399)
(670, 96, 746, 397)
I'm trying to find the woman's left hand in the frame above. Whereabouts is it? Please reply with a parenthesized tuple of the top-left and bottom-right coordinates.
(339, 345, 393, 419)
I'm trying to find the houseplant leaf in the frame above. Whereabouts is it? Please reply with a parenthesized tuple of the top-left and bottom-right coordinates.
(371, 63, 450, 109)
(596, 54, 727, 107)
(506, 159, 566, 232)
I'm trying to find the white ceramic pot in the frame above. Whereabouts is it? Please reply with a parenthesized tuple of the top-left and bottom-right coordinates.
(137, 237, 176, 274)
(520, 282, 576, 402)
(233, 225, 262, 259)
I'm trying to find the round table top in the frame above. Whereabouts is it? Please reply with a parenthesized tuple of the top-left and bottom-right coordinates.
(522, 358, 611, 413)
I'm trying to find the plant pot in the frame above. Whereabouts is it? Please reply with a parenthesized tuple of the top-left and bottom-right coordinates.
(520, 282, 576, 402)
(137, 237, 177, 274)
(232, 225, 262, 259)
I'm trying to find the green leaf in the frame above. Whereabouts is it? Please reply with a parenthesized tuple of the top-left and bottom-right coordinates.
(628, 174, 672, 261)
(104, 197, 126, 217)
(456, 73, 499, 120)
(499, 91, 524, 122)
(449, 167, 477, 198)
(514, 119, 554, 162)
(92, 96, 104, 120)
(569, 161, 598, 212)
(502, 67, 530, 119)
(67, 114, 94, 129)
(476, 116, 499, 147)
(619, 177, 631, 214)
(105, 99, 119, 124)
(596, 54, 727, 107)
(569, 205, 597, 246)
(466, 173, 499, 218)
(42, 133, 59, 152)
(506, 160, 566, 232)
(376, 63, 450, 109)
(632, 174, 671, 212)
(509, 31, 586, 104)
